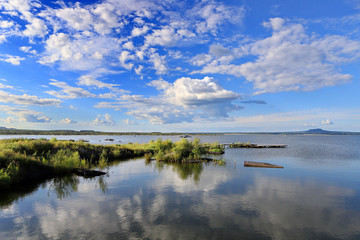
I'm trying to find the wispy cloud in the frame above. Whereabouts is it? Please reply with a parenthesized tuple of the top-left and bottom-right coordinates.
(0, 106, 51, 123)
(0, 90, 61, 106)
(193, 18, 360, 94)
(46, 79, 95, 99)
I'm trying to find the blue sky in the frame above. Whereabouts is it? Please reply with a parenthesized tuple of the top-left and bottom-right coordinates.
(0, 0, 360, 132)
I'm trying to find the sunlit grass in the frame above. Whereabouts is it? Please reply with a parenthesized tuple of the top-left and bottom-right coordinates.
(0, 138, 225, 189)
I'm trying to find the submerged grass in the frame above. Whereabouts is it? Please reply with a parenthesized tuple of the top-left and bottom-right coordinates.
(0, 138, 224, 189)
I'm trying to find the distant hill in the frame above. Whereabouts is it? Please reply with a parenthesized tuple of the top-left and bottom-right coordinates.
(304, 128, 333, 134)
(287, 128, 360, 135)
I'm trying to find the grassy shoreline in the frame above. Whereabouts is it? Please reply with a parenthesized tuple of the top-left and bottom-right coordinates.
(0, 138, 225, 190)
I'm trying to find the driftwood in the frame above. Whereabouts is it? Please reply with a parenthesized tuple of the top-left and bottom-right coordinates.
(73, 168, 106, 177)
(224, 143, 287, 148)
(244, 161, 283, 168)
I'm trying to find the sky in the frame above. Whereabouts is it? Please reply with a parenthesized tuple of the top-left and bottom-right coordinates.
(0, 0, 360, 132)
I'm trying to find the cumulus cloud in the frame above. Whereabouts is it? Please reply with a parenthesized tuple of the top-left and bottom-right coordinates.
(131, 25, 149, 37)
(69, 105, 78, 110)
(97, 76, 241, 124)
(119, 51, 135, 70)
(39, 32, 120, 71)
(0, 20, 14, 28)
(0, 0, 247, 79)
(149, 53, 167, 75)
(123, 119, 138, 125)
(19, 46, 37, 54)
(93, 113, 116, 126)
(55, 4, 94, 32)
(59, 118, 77, 124)
(156, 76, 240, 107)
(23, 18, 47, 37)
(145, 27, 182, 47)
(0, 54, 25, 65)
(321, 119, 334, 125)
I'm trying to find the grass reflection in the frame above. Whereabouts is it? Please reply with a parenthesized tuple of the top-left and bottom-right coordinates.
(48, 175, 79, 199)
(153, 161, 203, 182)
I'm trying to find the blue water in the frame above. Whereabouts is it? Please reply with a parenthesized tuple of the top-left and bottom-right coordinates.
(1, 134, 360, 239)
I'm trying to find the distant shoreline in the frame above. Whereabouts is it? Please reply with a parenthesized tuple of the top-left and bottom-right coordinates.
(0, 128, 359, 136)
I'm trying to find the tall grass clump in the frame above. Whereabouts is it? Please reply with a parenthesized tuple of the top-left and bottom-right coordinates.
(47, 149, 86, 169)
(140, 138, 219, 162)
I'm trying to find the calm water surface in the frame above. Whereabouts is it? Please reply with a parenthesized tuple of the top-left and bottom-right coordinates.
(1, 135, 360, 239)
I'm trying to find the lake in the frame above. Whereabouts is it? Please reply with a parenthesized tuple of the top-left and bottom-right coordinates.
(1, 134, 360, 239)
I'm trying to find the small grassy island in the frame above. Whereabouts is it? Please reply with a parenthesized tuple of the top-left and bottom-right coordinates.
(0, 138, 225, 190)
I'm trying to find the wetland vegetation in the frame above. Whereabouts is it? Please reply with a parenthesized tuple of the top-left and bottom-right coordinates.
(0, 138, 225, 190)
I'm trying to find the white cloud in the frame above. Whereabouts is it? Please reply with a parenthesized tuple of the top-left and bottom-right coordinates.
(123, 119, 138, 125)
(119, 51, 134, 70)
(123, 41, 135, 50)
(158, 76, 240, 107)
(55, 4, 94, 32)
(23, 18, 47, 37)
(303, 123, 317, 127)
(77, 75, 119, 89)
(193, 1, 245, 34)
(194, 18, 360, 94)
(190, 54, 213, 66)
(98, 76, 241, 124)
(59, 118, 77, 124)
(39, 32, 120, 71)
(149, 53, 167, 75)
(0, 35, 6, 43)
(0, 105, 51, 123)
(131, 25, 149, 37)
(0, 54, 25, 65)
(46, 79, 95, 99)
(0, 20, 14, 28)
(93, 113, 116, 126)
(19, 46, 36, 54)
(134, 65, 143, 75)
(145, 27, 180, 47)
(321, 119, 334, 125)
(0, 90, 61, 106)
(69, 105, 78, 110)
(209, 44, 231, 57)
(0, 83, 13, 89)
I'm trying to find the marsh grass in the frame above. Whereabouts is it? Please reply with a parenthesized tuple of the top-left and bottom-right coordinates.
(0, 138, 147, 189)
(124, 138, 225, 162)
(0, 138, 225, 189)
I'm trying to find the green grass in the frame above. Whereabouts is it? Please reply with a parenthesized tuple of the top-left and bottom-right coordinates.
(123, 138, 225, 162)
(0, 138, 225, 189)
(0, 138, 147, 189)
